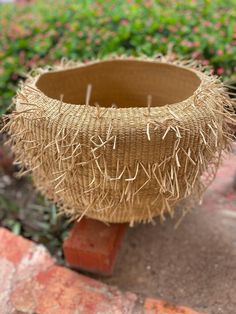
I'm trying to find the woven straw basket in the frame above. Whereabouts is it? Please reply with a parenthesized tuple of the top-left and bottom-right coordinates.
(4, 56, 235, 224)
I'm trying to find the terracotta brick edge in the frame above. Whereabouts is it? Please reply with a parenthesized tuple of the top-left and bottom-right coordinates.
(144, 298, 204, 314)
(0, 227, 205, 314)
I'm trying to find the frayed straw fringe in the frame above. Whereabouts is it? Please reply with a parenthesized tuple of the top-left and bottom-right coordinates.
(2, 55, 236, 225)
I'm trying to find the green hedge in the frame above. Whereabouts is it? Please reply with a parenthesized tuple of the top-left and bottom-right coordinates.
(0, 0, 235, 114)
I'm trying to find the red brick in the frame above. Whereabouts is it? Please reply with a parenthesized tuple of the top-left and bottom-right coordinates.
(11, 265, 137, 314)
(0, 229, 54, 314)
(0, 258, 15, 314)
(15, 245, 54, 283)
(63, 218, 127, 275)
(144, 298, 203, 314)
(10, 280, 39, 314)
(0, 228, 32, 264)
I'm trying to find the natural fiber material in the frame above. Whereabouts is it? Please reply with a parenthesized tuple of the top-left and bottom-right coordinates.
(3, 56, 236, 224)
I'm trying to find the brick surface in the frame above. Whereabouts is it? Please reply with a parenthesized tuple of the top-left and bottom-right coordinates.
(11, 265, 137, 314)
(63, 218, 127, 275)
(15, 244, 54, 283)
(144, 298, 203, 314)
(0, 228, 32, 264)
(0, 227, 137, 314)
(0, 228, 54, 314)
(0, 258, 15, 314)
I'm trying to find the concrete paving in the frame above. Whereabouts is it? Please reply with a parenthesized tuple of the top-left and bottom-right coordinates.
(102, 153, 236, 314)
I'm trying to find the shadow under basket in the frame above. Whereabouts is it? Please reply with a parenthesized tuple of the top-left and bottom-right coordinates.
(5, 57, 235, 224)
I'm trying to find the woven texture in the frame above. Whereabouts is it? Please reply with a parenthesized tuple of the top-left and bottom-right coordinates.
(3, 56, 235, 224)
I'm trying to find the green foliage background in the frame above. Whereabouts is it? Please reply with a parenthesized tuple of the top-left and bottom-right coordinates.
(0, 0, 235, 114)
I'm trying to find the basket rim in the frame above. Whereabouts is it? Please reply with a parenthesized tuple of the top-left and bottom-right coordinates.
(29, 57, 208, 113)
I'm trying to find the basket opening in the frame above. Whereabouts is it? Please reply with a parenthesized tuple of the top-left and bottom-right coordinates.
(36, 60, 201, 108)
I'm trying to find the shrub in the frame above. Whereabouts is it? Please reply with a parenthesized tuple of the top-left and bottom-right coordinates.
(0, 0, 235, 114)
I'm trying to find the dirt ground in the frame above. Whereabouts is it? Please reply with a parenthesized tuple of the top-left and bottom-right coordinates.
(100, 206, 236, 314)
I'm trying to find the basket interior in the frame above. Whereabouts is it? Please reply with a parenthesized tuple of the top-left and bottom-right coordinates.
(36, 59, 201, 108)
